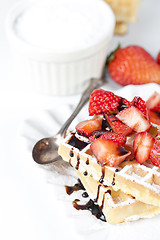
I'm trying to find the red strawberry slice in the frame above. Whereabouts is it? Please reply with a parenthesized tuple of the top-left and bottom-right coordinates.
(88, 89, 122, 116)
(150, 133, 160, 167)
(131, 96, 148, 116)
(100, 132, 126, 145)
(105, 113, 133, 136)
(146, 92, 160, 112)
(89, 131, 126, 145)
(148, 110, 160, 125)
(75, 118, 102, 137)
(133, 132, 154, 163)
(90, 138, 131, 167)
(116, 106, 151, 132)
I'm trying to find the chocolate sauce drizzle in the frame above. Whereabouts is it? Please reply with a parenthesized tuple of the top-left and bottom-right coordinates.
(68, 135, 88, 150)
(82, 192, 89, 198)
(95, 185, 101, 202)
(111, 173, 116, 186)
(72, 199, 106, 222)
(99, 167, 105, 184)
(65, 179, 106, 222)
(69, 148, 74, 157)
(65, 179, 85, 195)
(83, 171, 88, 176)
(86, 158, 89, 165)
(75, 154, 80, 170)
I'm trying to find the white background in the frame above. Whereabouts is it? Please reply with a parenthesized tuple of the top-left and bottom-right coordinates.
(0, 0, 160, 239)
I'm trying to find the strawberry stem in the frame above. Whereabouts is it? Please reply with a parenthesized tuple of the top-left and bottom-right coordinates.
(106, 43, 121, 66)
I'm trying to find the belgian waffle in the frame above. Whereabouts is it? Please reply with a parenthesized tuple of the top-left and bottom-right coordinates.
(77, 171, 160, 224)
(58, 131, 160, 208)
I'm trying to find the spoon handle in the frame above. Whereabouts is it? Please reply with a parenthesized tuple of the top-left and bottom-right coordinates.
(57, 77, 105, 137)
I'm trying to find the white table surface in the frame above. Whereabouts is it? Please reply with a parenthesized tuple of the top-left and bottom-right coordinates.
(1, 0, 160, 239)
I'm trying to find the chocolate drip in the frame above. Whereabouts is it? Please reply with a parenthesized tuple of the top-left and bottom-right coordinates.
(69, 148, 74, 157)
(86, 158, 89, 165)
(75, 154, 80, 170)
(83, 171, 88, 176)
(65, 179, 85, 195)
(95, 185, 101, 202)
(65, 179, 106, 222)
(82, 192, 89, 198)
(68, 135, 88, 150)
(99, 167, 105, 184)
(72, 199, 106, 222)
(111, 173, 116, 186)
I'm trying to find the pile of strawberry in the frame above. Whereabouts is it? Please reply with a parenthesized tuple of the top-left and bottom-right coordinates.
(75, 89, 160, 167)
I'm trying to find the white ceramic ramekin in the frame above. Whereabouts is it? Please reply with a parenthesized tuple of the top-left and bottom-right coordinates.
(6, 0, 115, 96)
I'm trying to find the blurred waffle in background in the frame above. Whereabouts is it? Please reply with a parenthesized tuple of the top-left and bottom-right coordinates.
(104, 0, 141, 34)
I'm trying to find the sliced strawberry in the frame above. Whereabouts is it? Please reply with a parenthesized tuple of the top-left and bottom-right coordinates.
(146, 91, 160, 112)
(100, 132, 126, 145)
(105, 113, 133, 136)
(89, 131, 126, 145)
(131, 96, 148, 116)
(148, 109, 160, 125)
(150, 134, 160, 166)
(75, 118, 102, 137)
(116, 106, 151, 132)
(133, 132, 154, 163)
(90, 138, 131, 167)
(89, 89, 122, 116)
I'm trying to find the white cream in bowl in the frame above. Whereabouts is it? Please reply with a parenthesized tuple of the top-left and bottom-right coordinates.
(6, 0, 115, 95)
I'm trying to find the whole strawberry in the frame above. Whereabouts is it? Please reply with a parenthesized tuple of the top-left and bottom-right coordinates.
(108, 45, 160, 85)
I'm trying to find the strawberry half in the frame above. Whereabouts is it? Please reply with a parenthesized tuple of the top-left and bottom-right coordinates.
(150, 134, 160, 167)
(89, 131, 126, 145)
(133, 132, 154, 163)
(75, 118, 102, 137)
(131, 96, 148, 116)
(90, 138, 131, 167)
(105, 113, 133, 136)
(116, 106, 151, 132)
(146, 92, 160, 112)
(88, 89, 122, 116)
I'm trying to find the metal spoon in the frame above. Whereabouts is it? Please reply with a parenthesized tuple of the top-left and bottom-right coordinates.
(32, 76, 106, 164)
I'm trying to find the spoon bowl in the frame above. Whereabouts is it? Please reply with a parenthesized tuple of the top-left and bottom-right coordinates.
(32, 136, 62, 164)
(32, 77, 106, 164)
